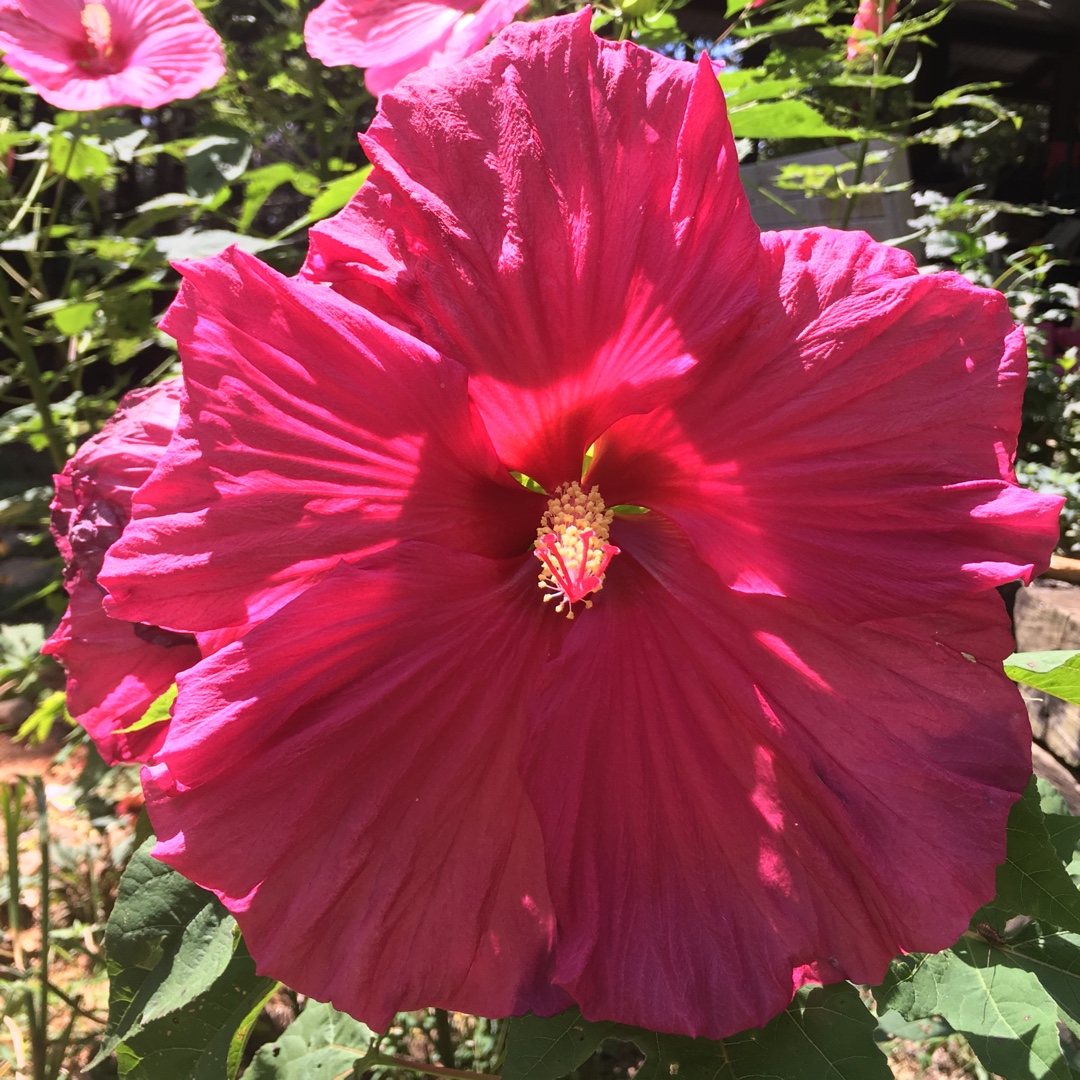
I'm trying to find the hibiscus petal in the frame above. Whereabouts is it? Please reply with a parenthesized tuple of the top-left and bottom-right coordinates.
(143, 547, 569, 1028)
(590, 228, 1063, 622)
(303, 10, 764, 488)
(42, 573, 199, 765)
(304, 0, 466, 72)
(522, 514, 1030, 1038)
(100, 245, 541, 634)
(1, 0, 223, 111)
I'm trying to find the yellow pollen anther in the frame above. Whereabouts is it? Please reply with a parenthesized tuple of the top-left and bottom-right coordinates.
(534, 481, 620, 619)
(81, 2, 113, 57)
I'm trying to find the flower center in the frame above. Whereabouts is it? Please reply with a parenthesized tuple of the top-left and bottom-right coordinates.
(534, 481, 620, 619)
(81, 2, 113, 59)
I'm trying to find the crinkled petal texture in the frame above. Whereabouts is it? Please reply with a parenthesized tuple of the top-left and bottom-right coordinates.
(144, 548, 570, 1028)
(100, 11, 1061, 1042)
(589, 228, 1064, 623)
(0, 0, 224, 110)
(521, 516, 1033, 1035)
(43, 576, 197, 764)
(101, 246, 540, 635)
(302, 13, 765, 488)
(304, 0, 528, 97)
(43, 380, 201, 764)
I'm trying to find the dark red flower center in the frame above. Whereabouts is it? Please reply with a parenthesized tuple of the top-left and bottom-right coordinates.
(73, 2, 126, 75)
(533, 481, 619, 619)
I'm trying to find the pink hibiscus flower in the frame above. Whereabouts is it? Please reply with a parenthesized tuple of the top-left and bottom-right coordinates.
(846, 0, 898, 60)
(304, 0, 529, 97)
(100, 12, 1061, 1039)
(0, 0, 225, 111)
(43, 380, 200, 765)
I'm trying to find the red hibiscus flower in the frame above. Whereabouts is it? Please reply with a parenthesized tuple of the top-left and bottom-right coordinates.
(100, 12, 1062, 1039)
(846, 0, 898, 60)
(43, 380, 200, 765)
(0, 0, 225, 111)
(304, 0, 528, 97)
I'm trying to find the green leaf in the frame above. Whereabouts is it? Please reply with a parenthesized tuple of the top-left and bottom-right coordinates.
(883, 940, 1073, 1079)
(14, 689, 69, 744)
(718, 69, 805, 106)
(619, 983, 889, 1080)
(138, 906, 237, 1024)
(995, 777, 1080, 933)
(503, 1009, 616, 1080)
(1005, 651, 1080, 706)
(307, 166, 372, 223)
(238, 163, 319, 232)
(116, 940, 277, 1080)
(728, 101, 854, 140)
(99, 837, 275, 1079)
(998, 926, 1080, 1031)
(50, 301, 97, 336)
(49, 131, 111, 182)
(185, 130, 253, 199)
(1038, 777, 1074, 818)
(240, 1000, 375, 1080)
(113, 684, 176, 735)
(153, 229, 277, 262)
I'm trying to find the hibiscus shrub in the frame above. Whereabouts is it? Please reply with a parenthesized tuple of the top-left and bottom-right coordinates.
(3, 3, 1080, 1080)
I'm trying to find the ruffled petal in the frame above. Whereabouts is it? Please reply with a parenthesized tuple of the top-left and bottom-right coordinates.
(436, 0, 530, 65)
(522, 515, 1030, 1038)
(144, 546, 569, 1028)
(590, 229, 1062, 622)
(42, 573, 199, 765)
(100, 246, 541, 635)
(303, 10, 764, 488)
(305, 0, 464, 68)
(44, 379, 192, 764)
(359, 0, 528, 97)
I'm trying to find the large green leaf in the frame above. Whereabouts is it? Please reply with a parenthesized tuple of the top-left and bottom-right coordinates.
(502, 1009, 617, 1080)
(718, 69, 805, 106)
(509, 986, 887, 1080)
(618, 983, 889, 1080)
(728, 100, 854, 140)
(100, 839, 236, 1055)
(998, 926, 1080, 1031)
(116, 941, 277, 1080)
(994, 778, 1080, 933)
(240, 1000, 375, 1079)
(99, 838, 277, 1078)
(1006, 651, 1080, 707)
(883, 940, 1073, 1080)
(307, 166, 373, 222)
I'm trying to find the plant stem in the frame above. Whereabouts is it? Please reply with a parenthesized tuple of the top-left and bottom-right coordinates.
(21, 131, 79, 310)
(2, 781, 25, 972)
(4, 160, 48, 238)
(0, 273, 67, 470)
(375, 1053, 496, 1080)
(31, 778, 49, 1080)
(433, 1008, 457, 1067)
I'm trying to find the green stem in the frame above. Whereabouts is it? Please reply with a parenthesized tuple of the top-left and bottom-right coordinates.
(4, 159, 49, 238)
(21, 130, 80, 311)
(2, 781, 25, 972)
(31, 778, 49, 1080)
(302, 2, 332, 182)
(433, 1008, 457, 1067)
(0, 274, 66, 470)
(840, 0, 887, 230)
(374, 1053, 496, 1080)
